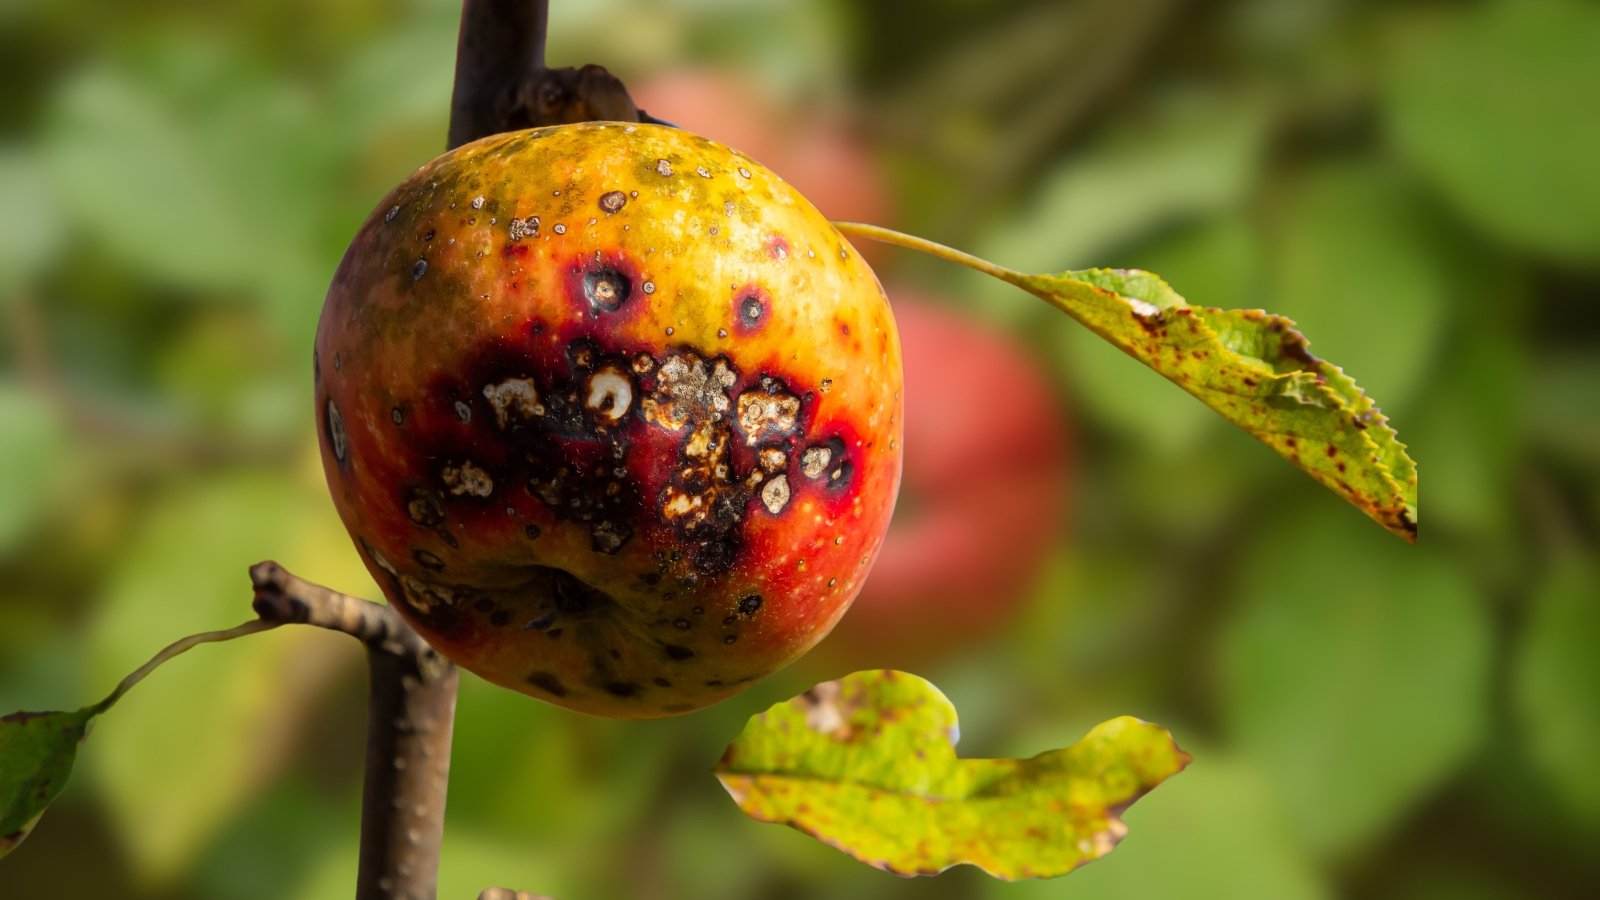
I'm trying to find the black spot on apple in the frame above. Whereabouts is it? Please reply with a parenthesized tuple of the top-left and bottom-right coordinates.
(583, 267, 631, 313)
(735, 290, 770, 335)
(664, 644, 695, 661)
(738, 594, 763, 616)
(406, 488, 445, 527)
(827, 459, 856, 493)
(326, 399, 348, 465)
(527, 671, 568, 697)
(604, 681, 641, 698)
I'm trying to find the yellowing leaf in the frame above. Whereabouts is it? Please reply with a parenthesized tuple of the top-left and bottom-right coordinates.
(836, 222, 1419, 542)
(715, 670, 1189, 879)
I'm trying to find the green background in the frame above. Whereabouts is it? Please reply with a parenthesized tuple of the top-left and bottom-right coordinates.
(2, 0, 1598, 897)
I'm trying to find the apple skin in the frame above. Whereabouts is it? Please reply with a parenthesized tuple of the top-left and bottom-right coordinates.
(808, 288, 1072, 673)
(630, 68, 891, 234)
(315, 122, 902, 718)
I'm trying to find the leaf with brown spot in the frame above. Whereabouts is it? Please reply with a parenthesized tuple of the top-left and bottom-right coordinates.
(715, 670, 1189, 880)
(0, 707, 97, 859)
(836, 223, 1418, 542)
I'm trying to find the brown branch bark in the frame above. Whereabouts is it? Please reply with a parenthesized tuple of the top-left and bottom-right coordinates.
(251, 562, 457, 900)
(450, 0, 650, 152)
(449, 0, 550, 148)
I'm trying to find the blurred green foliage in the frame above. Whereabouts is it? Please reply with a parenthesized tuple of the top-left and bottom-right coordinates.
(1, 0, 1597, 897)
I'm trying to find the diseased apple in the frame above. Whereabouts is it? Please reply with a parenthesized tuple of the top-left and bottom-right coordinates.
(807, 288, 1072, 673)
(315, 122, 902, 718)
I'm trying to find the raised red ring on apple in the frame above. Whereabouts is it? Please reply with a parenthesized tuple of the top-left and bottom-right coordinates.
(316, 122, 903, 718)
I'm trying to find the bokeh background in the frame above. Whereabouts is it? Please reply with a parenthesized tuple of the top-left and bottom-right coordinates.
(3, 0, 1598, 897)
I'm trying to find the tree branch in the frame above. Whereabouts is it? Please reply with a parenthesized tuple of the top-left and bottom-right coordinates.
(251, 562, 457, 900)
(449, 0, 550, 148)
(449, 0, 654, 152)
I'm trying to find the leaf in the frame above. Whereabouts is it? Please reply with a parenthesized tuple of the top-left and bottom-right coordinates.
(835, 223, 1419, 542)
(1045, 218, 1261, 457)
(1219, 507, 1490, 858)
(0, 708, 97, 859)
(1386, 0, 1600, 264)
(0, 149, 66, 296)
(715, 670, 1189, 880)
(1513, 562, 1600, 825)
(975, 98, 1268, 274)
(0, 383, 68, 556)
(992, 749, 1330, 900)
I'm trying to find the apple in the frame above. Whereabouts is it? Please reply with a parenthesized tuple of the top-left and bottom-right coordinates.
(808, 288, 1072, 673)
(315, 122, 903, 718)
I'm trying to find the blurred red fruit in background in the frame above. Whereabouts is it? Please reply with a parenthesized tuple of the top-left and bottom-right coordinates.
(809, 287, 1074, 673)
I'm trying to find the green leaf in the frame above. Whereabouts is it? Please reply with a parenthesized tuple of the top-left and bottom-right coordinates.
(715, 670, 1189, 879)
(0, 708, 96, 859)
(975, 98, 1268, 274)
(836, 223, 1419, 542)
(0, 149, 66, 296)
(1220, 508, 1491, 858)
(0, 383, 68, 556)
(1387, 0, 1600, 264)
(989, 749, 1330, 900)
(1513, 562, 1600, 825)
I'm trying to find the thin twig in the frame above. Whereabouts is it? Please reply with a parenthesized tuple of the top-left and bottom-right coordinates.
(250, 561, 457, 900)
(94, 618, 279, 713)
(250, 561, 436, 660)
